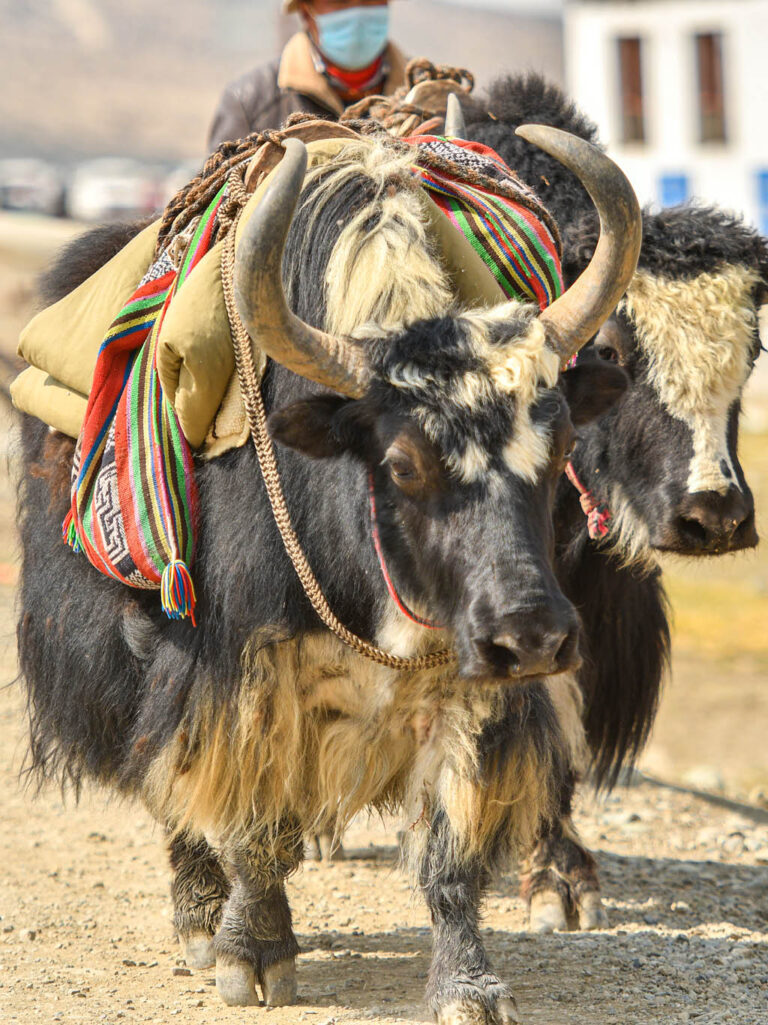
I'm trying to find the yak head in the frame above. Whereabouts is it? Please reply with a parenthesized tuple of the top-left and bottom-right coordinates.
(564, 205, 767, 563)
(234, 132, 639, 681)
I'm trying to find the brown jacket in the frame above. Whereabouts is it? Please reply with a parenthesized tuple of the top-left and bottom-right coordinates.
(208, 32, 406, 151)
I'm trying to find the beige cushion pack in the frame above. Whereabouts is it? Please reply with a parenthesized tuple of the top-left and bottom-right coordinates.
(12, 136, 501, 458)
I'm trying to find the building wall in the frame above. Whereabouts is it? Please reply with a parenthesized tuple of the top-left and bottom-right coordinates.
(565, 0, 768, 230)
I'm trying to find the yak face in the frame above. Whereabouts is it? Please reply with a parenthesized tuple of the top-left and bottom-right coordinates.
(270, 302, 626, 681)
(565, 206, 766, 562)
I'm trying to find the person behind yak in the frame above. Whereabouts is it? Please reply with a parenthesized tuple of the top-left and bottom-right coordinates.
(207, 0, 406, 150)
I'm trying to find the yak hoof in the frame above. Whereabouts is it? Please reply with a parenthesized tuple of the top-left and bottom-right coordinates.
(437, 1001, 488, 1025)
(261, 957, 298, 1006)
(494, 997, 521, 1024)
(437, 997, 519, 1025)
(180, 931, 216, 970)
(528, 890, 568, 934)
(578, 891, 609, 931)
(216, 955, 260, 1006)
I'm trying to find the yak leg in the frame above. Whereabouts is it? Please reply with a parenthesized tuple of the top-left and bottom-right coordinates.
(306, 814, 345, 862)
(214, 825, 302, 1007)
(419, 810, 519, 1025)
(168, 830, 230, 969)
(520, 773, 607, 933)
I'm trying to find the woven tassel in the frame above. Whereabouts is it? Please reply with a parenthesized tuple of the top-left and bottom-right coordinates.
(161, 558, 197, 626)
(62, 509, 82, 554)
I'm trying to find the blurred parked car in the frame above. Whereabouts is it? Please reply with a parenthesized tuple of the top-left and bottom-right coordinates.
(66, 158, 163, 222)
(0, 159, 66, 217)
(161, 160, 204, 208)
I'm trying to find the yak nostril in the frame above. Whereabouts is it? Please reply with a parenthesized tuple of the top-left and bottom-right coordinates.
(675, 514, 709, 546)
(472, 606, 581, 680)
(554, 627, 580, 670)
(490, 634, 524, 672)
(490, 626, 573, 677)
(493, 633, 522, 653)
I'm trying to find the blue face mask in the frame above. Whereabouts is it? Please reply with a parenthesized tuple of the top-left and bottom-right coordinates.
(314, 6, 389, 71)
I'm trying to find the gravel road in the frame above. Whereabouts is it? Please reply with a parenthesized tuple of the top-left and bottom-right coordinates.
(1, 633, 766, 1025)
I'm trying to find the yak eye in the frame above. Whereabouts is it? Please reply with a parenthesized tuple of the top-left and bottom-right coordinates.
(558, 437, 577, 469)
(596, 344, 619, 364)
(389, 458, 416, 482)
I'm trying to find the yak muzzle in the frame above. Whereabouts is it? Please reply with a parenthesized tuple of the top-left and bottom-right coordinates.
(462, 604, 581, 681)
(659, 487, 758, 554)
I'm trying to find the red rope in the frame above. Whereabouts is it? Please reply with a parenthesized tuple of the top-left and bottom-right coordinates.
(564, 461, 611, 540)
(367, 472, 442, 629)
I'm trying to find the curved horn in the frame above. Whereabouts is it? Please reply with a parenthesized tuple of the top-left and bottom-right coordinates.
(515, 124, 642, 362)
(444, 92, 466, 138)
(234, 137, 370, 398)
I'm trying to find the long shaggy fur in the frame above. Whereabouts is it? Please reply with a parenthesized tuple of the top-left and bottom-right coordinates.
(304, 140, 454, 334)
(142, 622, 574, 862)
(555, 485, 669, 788)
(568, 203, 768, 284)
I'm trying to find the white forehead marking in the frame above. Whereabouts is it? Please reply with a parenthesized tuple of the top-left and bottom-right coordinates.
(620, 265, 759, 495)
(466, 311, 561, 484)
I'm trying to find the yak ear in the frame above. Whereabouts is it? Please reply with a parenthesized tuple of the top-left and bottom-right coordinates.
(268, 396, 351, 458)
(562, 362, 628, 426)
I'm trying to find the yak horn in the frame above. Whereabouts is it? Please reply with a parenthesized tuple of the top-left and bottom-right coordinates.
(515, 124, 642, 362)
(234, 138, 370, 399)
(444, 92, 466, 138)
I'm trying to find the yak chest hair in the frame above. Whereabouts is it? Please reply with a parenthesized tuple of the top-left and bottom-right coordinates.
(143, 611, 585, 865)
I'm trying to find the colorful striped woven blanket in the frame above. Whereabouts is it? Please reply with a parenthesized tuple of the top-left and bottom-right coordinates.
(63, 183, 228, 624)
(412, 136, 563, 309)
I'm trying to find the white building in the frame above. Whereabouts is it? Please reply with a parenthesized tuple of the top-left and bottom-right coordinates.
(565, 0, 768, 231)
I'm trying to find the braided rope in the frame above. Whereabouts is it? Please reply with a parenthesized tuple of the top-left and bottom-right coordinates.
(157, 129, 287, 256)
(340, 59, 474, 139)
(405, 58, 474, 91)
(219, 166, 455, 672)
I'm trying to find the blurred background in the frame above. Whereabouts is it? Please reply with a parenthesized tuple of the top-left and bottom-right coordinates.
(0, 0, 766, 799)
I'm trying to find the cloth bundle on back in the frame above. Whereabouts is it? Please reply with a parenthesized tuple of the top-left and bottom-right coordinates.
(62, 185, 229, 623)
(13, 117, 563, 626)
(410, 135, 562, 309)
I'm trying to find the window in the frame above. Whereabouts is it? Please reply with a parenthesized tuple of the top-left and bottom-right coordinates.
(658, 174, 690, 208)
(695, 32, 727, 143)
(617, 37, 646, 144)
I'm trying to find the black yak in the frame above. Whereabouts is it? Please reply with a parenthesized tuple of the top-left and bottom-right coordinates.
(461, 74, 767, 933)
(17, 130, 640, 1021)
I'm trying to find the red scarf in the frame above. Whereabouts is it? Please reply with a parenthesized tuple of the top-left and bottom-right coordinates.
(323, 53, 386, 101)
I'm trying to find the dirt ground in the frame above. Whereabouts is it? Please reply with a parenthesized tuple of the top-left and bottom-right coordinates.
(0, 214, 766, 1025)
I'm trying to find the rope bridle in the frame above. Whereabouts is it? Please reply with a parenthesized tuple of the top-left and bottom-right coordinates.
(564, 460, 611, 540)
(218, 165, 454, 672)
(367, 471, 443, 631)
